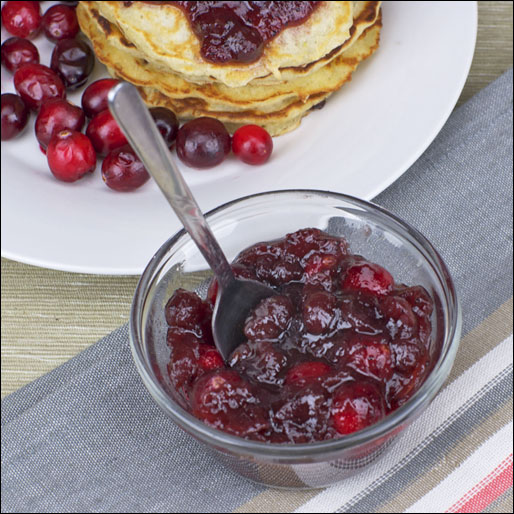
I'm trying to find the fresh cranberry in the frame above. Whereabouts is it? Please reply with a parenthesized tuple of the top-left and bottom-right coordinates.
(302, 290, 338, 335)
(243, 295, 293, 341)
(150, 107, 179, 149)
(272, 384, 331, 443)
(1, 1, 41, 39)
(232, 124, 273, 165)
(101, 145, 150, 192)
(331, 381, 385, 435)
(14, 63, 66, 111)
(42, 4, 79, 42)
(81, 78, 119, 119)
(86, 109, 127, 156)
(1, 36, 39, 73)
(35, 98, 85, 149)
(46, 129, 96, 182)
(1, 93, 29, 140)
(342, 262, 394, 296)
(344, 336, 393, 381)
(165, 288, 210, 336)
(176, 117, 231, 169)
(285, 361, 331, 387)
(50, 38, 95, 90)
(230, 340, 288, 386)
(198, 348, 224, 371)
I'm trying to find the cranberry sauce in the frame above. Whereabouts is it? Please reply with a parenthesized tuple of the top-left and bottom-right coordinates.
(164, 228, 435, 443)
(130, 1, 320, 64)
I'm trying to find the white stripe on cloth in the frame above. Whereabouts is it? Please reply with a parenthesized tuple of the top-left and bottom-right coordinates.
(294, 335, 513, 512)
(405, 423, 513, 513)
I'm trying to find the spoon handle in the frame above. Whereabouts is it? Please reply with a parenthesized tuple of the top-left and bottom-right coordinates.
(108, 82, 234, 289)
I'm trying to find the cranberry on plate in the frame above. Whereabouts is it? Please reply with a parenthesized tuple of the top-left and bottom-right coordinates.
(81, 78, 119, 118)
(35, 98, 85, 149)
(46, 129, 96, 182)
(13, 63, 66, 111)
(101, 144, 150, 192)
(1, 37, 39, 73)
(150, 106, 179, 149)
(176, 117, 231, 169)
(42, 4, 79, 42)
(1, 92, 29, 140)
(163, 228, 435, 442)
(86, 109, 127, 156)
(50, 38, 95, 90)
(232, 124, 273, 165)
(1, 1, 41, 39)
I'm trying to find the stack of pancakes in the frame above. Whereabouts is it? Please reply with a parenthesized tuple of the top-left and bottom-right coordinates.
(77, 1, 382, 136)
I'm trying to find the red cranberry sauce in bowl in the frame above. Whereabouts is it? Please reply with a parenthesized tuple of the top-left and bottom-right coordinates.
(164, 227, 435, 443)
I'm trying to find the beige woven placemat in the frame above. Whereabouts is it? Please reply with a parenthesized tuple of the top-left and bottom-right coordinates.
(1, 1, 513, 399)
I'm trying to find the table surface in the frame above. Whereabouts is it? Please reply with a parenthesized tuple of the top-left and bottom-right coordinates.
(1, 1, 513, 399)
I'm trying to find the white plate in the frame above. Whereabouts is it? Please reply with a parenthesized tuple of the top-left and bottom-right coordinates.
(1, 1, 477, 275)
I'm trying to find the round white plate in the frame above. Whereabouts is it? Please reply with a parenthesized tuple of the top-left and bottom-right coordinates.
(1, 1, 477, 275)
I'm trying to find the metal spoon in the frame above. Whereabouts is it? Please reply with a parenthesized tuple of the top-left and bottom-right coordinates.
(108, 82, 275, 362)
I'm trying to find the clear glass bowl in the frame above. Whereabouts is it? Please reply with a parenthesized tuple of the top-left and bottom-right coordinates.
(130, 190, 461, 489)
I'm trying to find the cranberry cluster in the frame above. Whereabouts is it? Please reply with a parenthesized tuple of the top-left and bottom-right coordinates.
(164, 228, 434, 443)
(1, 2, 273, 190)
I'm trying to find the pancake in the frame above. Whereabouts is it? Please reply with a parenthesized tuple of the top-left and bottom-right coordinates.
(88, 1, 355, 87)
(77, 2, 381, 113)
(113, 21, 382, 136)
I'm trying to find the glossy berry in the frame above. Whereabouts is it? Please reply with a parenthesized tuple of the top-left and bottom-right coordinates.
(35, 98, 85, 149)
(46, 129, 96, 182)
(1, 36, 39, 73)
(1, 1, 41, 39)
(331, 381, 385, 435)
(150, 107, 179, 149)
(101, 144, 150, 192)
(50, 38, 95, 90)
(165, 289, 208, 333)
(232, 124, 273, 165)
(381, 296, 418, 340)
(86, 109, 127, 156)
(176, 117, 231, 169)
(1, 93, 29, 140)
(285, 361, 331, 387)
(342, 262, 394, 296)
(243, 295, 293, 341)
(81, 78, 119, 119)
(42, 4, 79, 42)
(302, 290, 338, 335)
(198, 348, 224, 371)
(344, 337, 393, 381)
(14, 63, 66, 111)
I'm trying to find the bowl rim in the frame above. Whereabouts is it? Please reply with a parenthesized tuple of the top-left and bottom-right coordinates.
(130, 189, 461, 461)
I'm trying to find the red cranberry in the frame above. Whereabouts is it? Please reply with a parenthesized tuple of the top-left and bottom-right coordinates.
(342, 262, 394, 297)
(230, 340, 288, 386)
(102, 145, 150, 192)
(176, 117, 231, 169)
(46, 129, 96, 182)
(285, 361, 331, 387)
(14, 63, 66, 111)
(232, 124, 273, 165)
(166, 329, 204, 392)
(42, 4, 79, 42)
(50, 38, 94, 90)
(1, 1, 41, 38)
(396, 285, 434, 318)
(273, 384, 331, 443)
(285, 228, 323, 259)
(243, 295, 293, 341)
(198, 348, 224, 371)
(381, 296, 418, 340)
(344, 336, 393, 381)
(35, 98, 85, 149)
(331, 381, 385, 435)
(304, 253, 338, 276)
(302, 290, 338, 335)
(1, 93, 29, 140)
(86, 109, 127, 156)
(1, 37, 39, 73)
(150, 107, 179, 149)
(81, 78, 119, 118)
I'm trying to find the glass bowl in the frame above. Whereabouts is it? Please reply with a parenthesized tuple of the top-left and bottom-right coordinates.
(129, 190, 461, 489)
